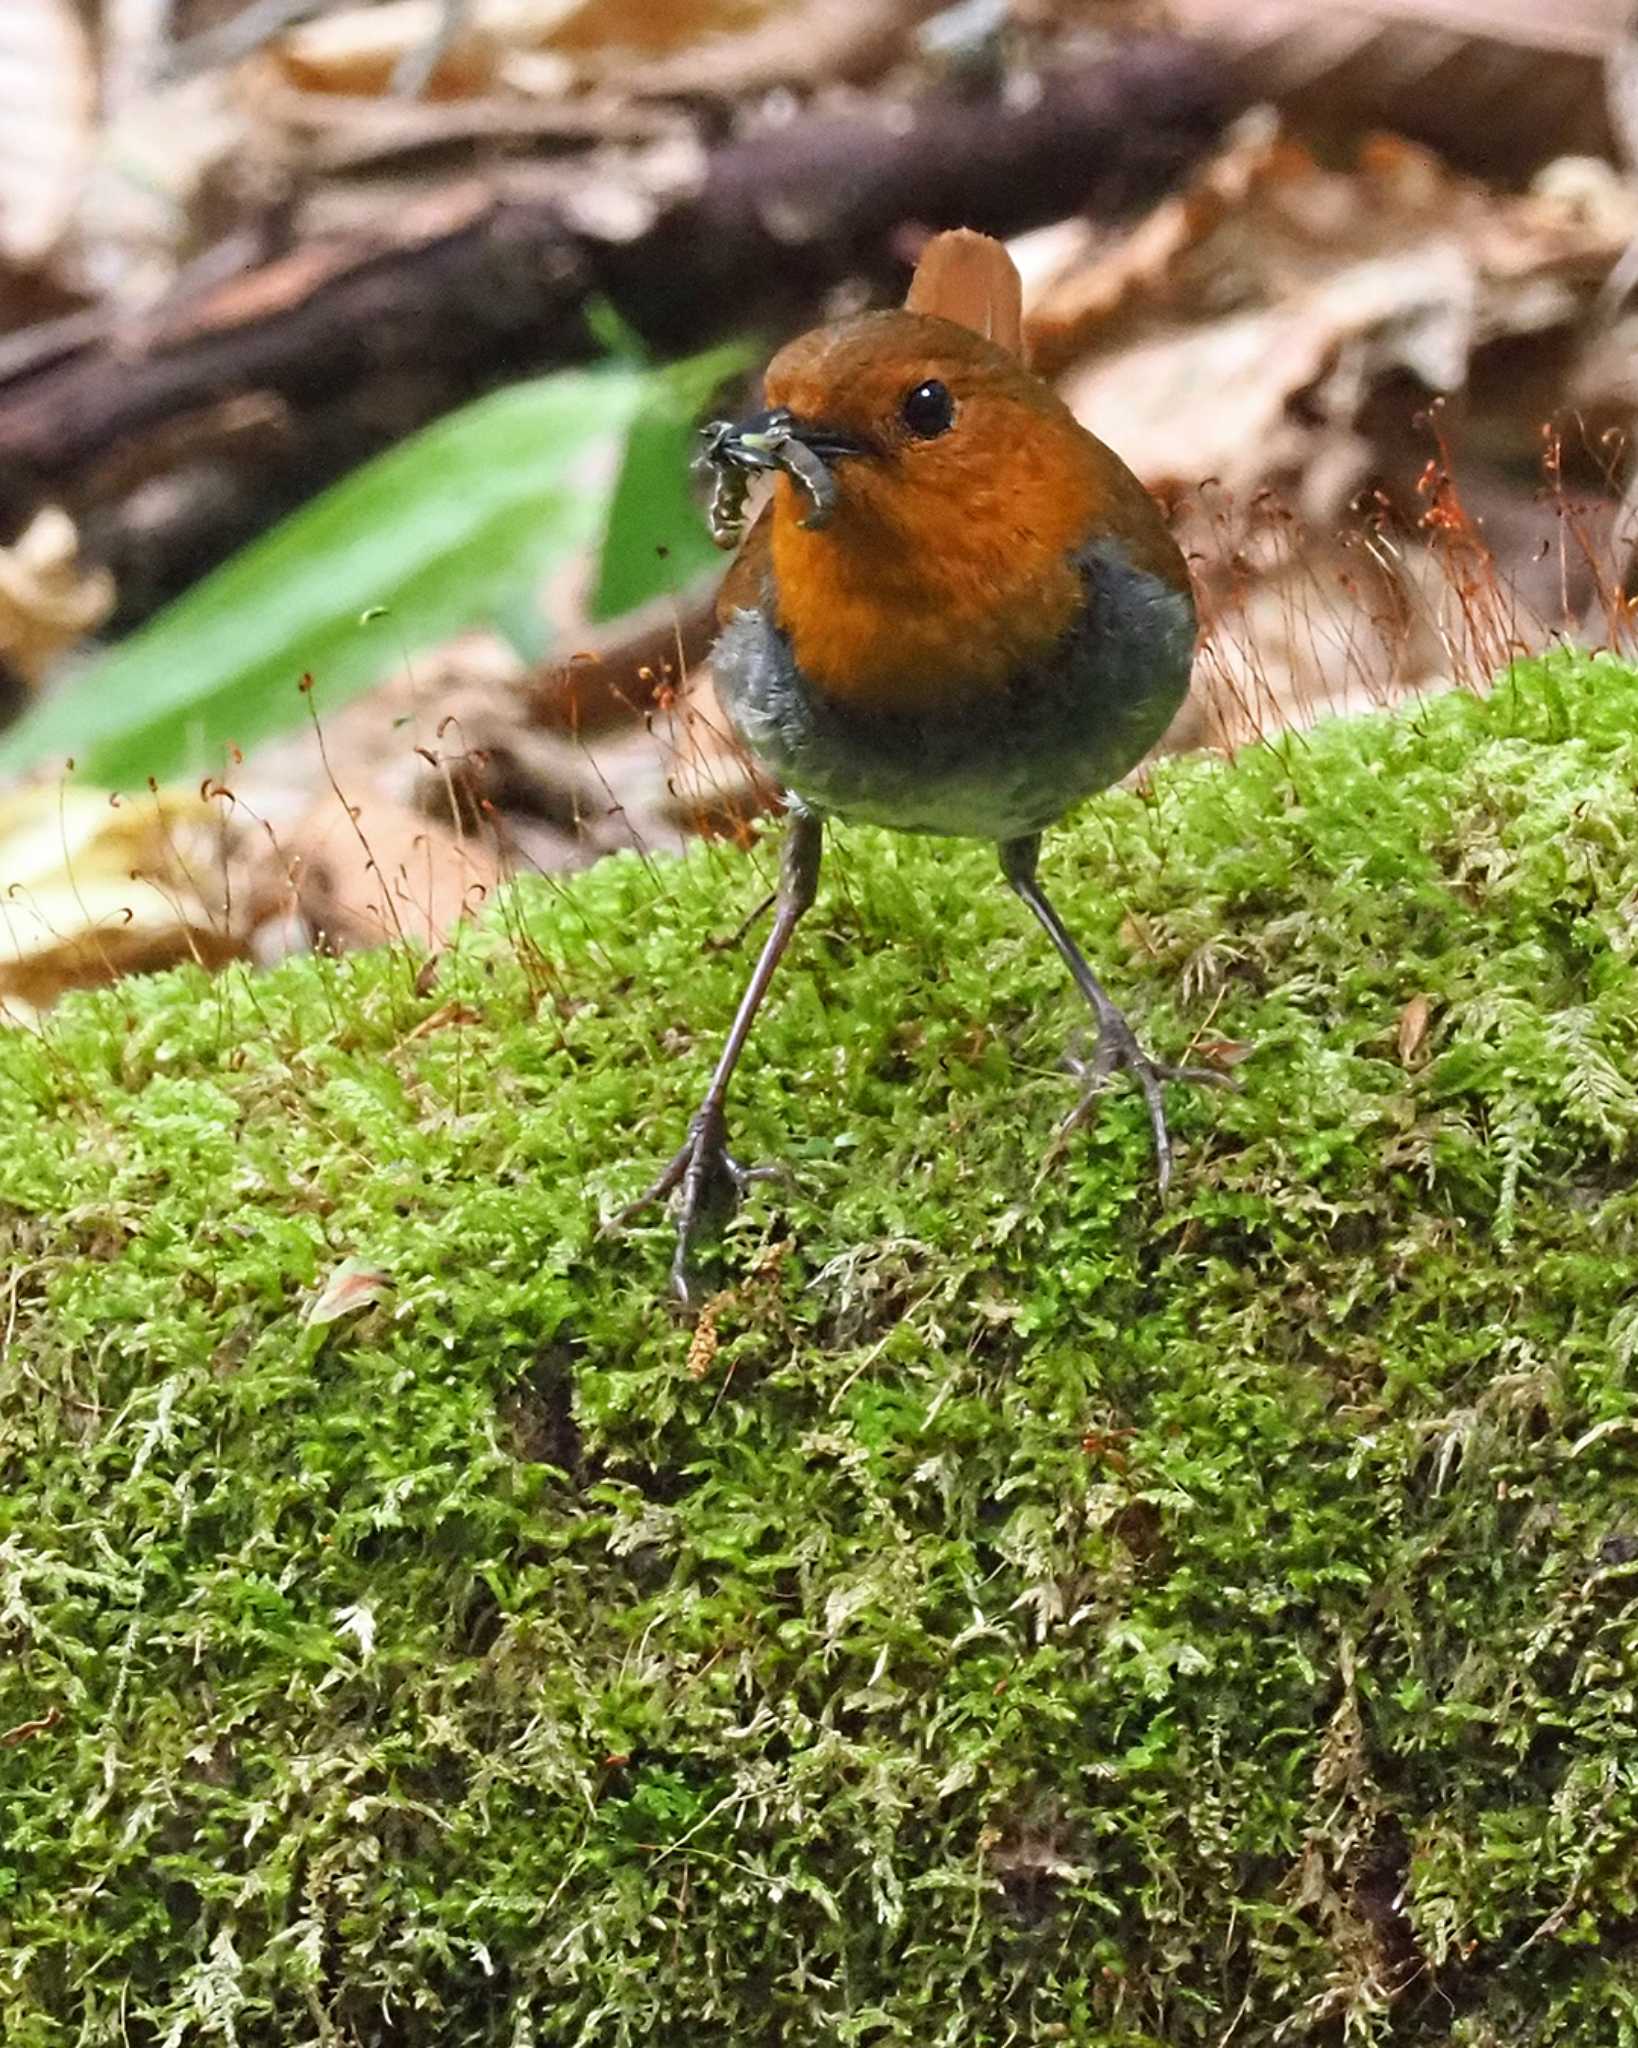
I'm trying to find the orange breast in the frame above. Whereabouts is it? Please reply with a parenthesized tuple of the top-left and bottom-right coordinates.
(759, 427, 1185, 717)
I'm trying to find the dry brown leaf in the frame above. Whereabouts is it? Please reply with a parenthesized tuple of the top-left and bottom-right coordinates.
(1397, 993, 1432, 1066)
(0, 0, 95, 270)
(282, 793, 502, 952)
(0, 509, 115, 686)
(1165, 0, 1627, 176)
(1032, 121, 1636, 513)
(270, 0, 567, 97)
(592, 0, 938, 97)
(0, 1707, 61, 1747)
(1192, 1037, 1257, 1069)
(0, 784, 244, 1015)
(263, 0, 932, 110)
(1173, 530, 1511, 755)
(77, 71, 255, 306)
(257, 77, 682, 173)
(305, 1260, 394, 1327)
(548, 0, 773, 57)
(234, 623, 705, 952)
(400, 997, 484, 1039)
(1031, 120, 1636, 757)
(267, 0, 800, 97)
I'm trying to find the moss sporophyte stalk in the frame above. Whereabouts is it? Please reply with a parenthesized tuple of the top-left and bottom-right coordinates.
(2, 652, 1637, 2043)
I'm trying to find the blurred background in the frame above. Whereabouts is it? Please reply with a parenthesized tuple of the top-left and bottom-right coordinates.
(1, 0, 1635, 1010)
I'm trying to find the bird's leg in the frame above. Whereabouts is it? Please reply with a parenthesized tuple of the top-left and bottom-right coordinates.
(999, 835, 1229, 1195)
(617, 806, 823, 1301)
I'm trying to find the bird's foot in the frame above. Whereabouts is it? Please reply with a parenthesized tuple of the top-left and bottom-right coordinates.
(611, 1100, 787, 1305)
(1045, 1005, 1236, 1196)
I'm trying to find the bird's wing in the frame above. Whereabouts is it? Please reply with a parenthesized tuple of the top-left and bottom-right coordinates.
(903, 228, 1024, 359)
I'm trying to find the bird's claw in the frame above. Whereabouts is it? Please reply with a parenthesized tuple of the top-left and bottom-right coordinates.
(1045, 1012, 1238, 1196)
(612, 1102, 787, 1305)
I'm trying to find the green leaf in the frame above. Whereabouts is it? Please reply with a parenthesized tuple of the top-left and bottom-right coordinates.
(588, 347, 750, 625)
(0, 346, 746, 794)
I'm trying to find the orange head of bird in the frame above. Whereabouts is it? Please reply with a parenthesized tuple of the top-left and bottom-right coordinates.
(704, 309, 1186, 714)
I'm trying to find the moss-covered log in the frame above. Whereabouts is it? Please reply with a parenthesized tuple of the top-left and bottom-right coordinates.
(3, 654, 1637, 2044)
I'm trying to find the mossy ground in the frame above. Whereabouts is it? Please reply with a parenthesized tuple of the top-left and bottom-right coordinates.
(3, 652, 1638, 2046)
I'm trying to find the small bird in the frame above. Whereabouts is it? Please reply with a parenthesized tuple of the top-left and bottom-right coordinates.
(625, 232, 1225, 1299)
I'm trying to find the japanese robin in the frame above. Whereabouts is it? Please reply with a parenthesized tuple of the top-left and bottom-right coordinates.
(623, 232, 1226, 1299)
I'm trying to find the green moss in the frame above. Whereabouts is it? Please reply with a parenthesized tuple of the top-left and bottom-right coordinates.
(3, 651, 1638, 2045)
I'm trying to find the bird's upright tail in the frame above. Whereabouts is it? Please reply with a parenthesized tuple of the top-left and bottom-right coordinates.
(903, 228, 1025, 360)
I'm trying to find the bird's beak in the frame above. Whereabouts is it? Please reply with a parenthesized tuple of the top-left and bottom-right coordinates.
(707, 408, 869, 473)
(699, 408, 869, 531)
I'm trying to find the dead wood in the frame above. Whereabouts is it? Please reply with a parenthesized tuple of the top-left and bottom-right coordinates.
(0, 37, 1231, 615)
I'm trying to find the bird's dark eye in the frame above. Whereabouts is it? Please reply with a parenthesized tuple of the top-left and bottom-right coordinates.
(900, 379, 955, 439)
